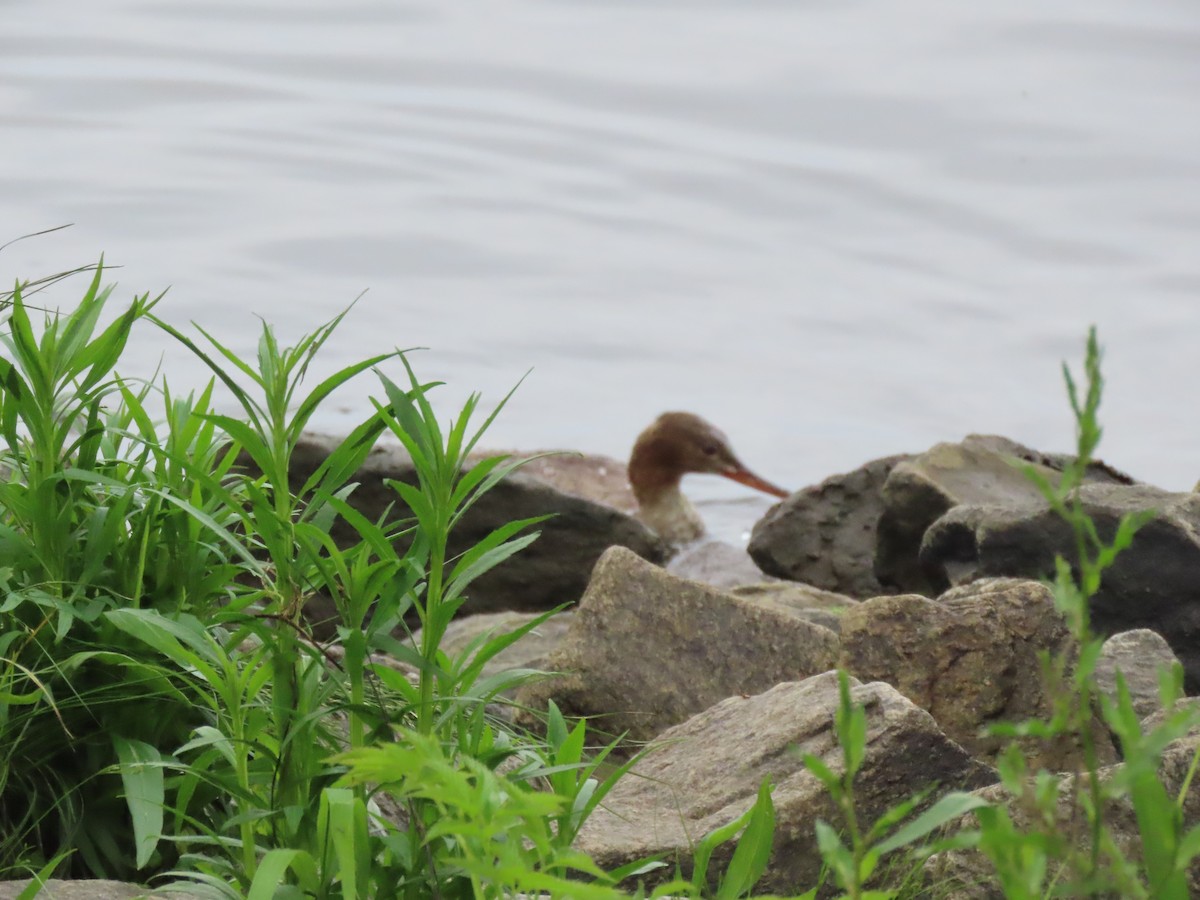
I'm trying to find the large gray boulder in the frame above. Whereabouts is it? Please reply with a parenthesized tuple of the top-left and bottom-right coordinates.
(1095, 629, 1183, 722)
(576, 672, 996, 895)
(749, 453, 911, 598)
(515, 546, 840, 742)
(839, 578, 1116, 771)
(874, 435, 1133, 596)
(281, 435, 666, 636)
(920, 484, 1200, 691)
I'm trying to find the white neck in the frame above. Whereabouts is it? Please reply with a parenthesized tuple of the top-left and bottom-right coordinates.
(637, 485, 706, 545)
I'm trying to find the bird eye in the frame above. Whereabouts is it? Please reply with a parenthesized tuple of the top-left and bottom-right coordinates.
(702, 444, 718, 456)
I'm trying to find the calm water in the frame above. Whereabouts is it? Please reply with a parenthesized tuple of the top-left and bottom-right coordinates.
(3, 0, 1199, 540)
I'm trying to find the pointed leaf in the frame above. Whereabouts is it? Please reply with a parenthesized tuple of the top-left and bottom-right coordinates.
(113, 736, 164, 869)
(873, 792, 990, 856)
(717, 779, 775, 899)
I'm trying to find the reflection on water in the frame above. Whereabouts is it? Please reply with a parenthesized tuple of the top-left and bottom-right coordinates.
(2, 0, 1199, 543)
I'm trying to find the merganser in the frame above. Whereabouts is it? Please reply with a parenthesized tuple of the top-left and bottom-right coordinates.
(628, 411, 789, 545)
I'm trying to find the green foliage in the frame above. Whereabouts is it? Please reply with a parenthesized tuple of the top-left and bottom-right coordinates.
(0, 267, 241, 877)
(2, 266, 657, 897)
(800, 672, 987, 900)
(685, 778, 781, 899)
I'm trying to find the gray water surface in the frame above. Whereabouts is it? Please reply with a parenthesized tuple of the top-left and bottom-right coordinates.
(3, 0, 1199, 540)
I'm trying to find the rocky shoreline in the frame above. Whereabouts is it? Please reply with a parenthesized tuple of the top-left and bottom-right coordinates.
(17, 431, 1200, 898)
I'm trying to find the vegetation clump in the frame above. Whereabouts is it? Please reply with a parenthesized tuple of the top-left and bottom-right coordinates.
(0, 265, 1197, 899)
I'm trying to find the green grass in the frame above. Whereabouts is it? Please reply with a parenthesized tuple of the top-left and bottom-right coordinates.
(0, 264, 777, 898)
(1, 264, 1196, 899)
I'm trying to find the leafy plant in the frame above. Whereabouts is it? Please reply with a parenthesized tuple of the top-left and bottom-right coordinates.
(0, 266, 245, 878)
(800, 671, 987, 900)
(955, 326, 1200, 897)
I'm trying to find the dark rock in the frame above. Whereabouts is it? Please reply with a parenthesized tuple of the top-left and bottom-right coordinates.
(920, 484, 1200, 691)
(749, 453, 911, 598)
(874, 435, 1132, 596)
(514, 546, 840, 742)
(280, 435, 666, 637)
(575, 672, 996, 895)
(839, 578, 1116, 771)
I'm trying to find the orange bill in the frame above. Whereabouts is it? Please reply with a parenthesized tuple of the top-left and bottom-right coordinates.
(721, 466, 790, 499)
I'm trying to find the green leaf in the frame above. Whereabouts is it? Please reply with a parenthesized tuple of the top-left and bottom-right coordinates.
(1174, 822, 1200, 870)
(835, 670, 866, 778)
(814, 820, 854, 887)
(459, 368, 530, 461)
(717, 779, 775, 899)
(608, 856, 669, 882)
(246, 849, 306, 900)
(106, 608, 218, 666)
(693, 795, 764, 891)
(802, 753, 840, 792)
(291, 352, 397, 444)
(325, 788, 367, 900)
(14, 850, 73, 900)
(113, 736, 164, 869)
(444, 529, 543, 602)
(455, 606, 566, 697)
(873, 792, 990, 856)
(1129, 766, 1182, 894)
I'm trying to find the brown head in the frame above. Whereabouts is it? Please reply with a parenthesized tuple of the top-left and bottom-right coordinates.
(628, 411, 790, 505)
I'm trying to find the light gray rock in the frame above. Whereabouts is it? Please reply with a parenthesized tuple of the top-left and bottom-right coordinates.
(839, 578, 1116, 771)
(515, 546, 840, 742)
(1095, 629, 1182, 722)
(874, 435, 1132, 596)
(575, 672, 995, 895)
(728, 582, 858, 635)
(749, 453, 911, 598)
(666, 539, 777, 590)
(0, 881, 204, 900)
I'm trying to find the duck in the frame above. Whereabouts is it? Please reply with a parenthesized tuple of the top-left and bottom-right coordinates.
(628, 411, 790, 546)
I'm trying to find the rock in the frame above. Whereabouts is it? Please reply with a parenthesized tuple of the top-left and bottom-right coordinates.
(666, 539, 777, 590)
(920, 484, 1200, 691)
(838, 578, 1116, 771)
(728, 582, 858, 634)
(926, 734, 1200, 898)
(749, 454, 911, 598)
(1095, 629, 1182, 722)
(0, 881, 204, 899)
(575, 672, 996, 894)
(503, 451, 637, 514)
(728, 580, 857, 613)
(514, 547, 840, 742)
(874, 435, 1133, 596)
(1139, 697, 1200, 737)
(280, 435, 666, 637)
